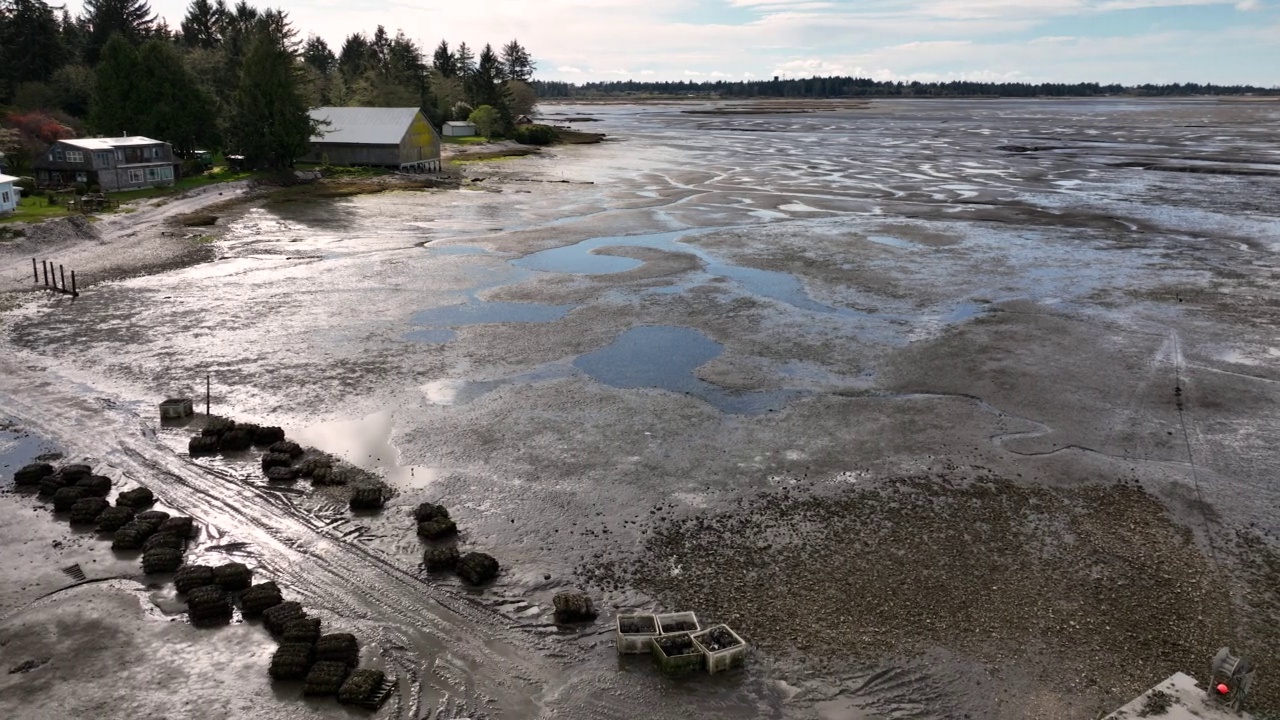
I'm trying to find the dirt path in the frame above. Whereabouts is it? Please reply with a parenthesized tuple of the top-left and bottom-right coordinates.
(0, 181, 253, 294)
(0, 351, 562, 719)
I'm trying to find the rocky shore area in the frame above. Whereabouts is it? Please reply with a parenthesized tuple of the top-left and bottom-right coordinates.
(581, 468, 1279, 717)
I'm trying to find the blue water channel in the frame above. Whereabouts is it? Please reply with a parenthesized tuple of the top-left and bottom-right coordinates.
(406, 245, 572, 344)
(408, 232, 980, 414)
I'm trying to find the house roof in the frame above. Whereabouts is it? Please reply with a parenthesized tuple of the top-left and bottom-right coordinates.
(444, 121, 476, 128)
(309, 107, 424, 145)
(0, 173, 19, 184)
(62, 136, 166, 150)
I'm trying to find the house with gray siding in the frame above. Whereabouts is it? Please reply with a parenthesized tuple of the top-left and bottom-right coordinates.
(302, 107, 441, 172)
(33, 136, 177, 191)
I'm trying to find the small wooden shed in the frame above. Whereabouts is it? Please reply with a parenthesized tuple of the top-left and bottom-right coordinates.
(442, 121, 477, 137)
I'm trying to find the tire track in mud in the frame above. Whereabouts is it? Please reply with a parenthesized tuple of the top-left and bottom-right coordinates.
(0, 361, 565, 720)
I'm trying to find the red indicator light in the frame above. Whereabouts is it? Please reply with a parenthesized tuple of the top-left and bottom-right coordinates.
(1216, 683, 1230, 695)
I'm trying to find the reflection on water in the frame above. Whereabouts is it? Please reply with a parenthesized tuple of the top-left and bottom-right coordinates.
(574, 326, 804, 414)
(514, 229, 978, 325)
(292, 411, 439, 490)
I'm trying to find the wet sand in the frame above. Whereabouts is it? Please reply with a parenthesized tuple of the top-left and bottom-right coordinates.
(2, 98, 1279, 719)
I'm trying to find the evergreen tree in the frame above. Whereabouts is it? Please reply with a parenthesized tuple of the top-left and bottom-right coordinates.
(83, 0, 155, 63)
(301, 35, 334, 75)
(500, 39, 534, 83)
(431, 39, 455, 78)
(0, 0, 67, 100)
(371, 24, 389, 68)
(259, 7, 297, 53)
(465, 44, 512, 131)
(337, 32, 373, 80)
(225, 24, 313, 169)
(454, 41, 474, 79)
(180, 0, 221, 48)
(135, 39, 218, 153)
(59, 9, 87, 65)
(469, 43, 505, 106)
(90, 34, 141, 134)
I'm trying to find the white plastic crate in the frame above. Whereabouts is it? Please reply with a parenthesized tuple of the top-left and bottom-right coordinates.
(656, 611, 700, 635)
(691, 624, 747, 674)
(650, 632, 706, 676)
(159, 398, 193, 419)
(615, 613, 659, 654)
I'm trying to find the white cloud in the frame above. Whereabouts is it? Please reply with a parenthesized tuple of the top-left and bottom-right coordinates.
(80, 0, 1278, 85)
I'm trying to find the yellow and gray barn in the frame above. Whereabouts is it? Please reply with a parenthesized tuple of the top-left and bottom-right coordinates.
(302, 107, 441, 172)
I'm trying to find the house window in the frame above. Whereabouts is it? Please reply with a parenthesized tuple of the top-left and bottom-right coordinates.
(128, 169, 145, 184)
(76, 172, 87, 182)
(66, 150, 84, 163)
(116, 150, 124, 161)
(54, 149, 64, 161)
(2, 191, 9, 204)
(161, 167, 173, 180)
(95, 152, 111, 166)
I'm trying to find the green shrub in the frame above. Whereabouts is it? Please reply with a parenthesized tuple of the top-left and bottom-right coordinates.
(72, 182, 87, 195)
(513, 124, 557, 146)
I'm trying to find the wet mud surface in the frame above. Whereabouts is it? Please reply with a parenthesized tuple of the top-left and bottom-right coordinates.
(2, 98, 1280, 718)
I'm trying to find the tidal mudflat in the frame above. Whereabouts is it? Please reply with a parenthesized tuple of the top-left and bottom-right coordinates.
(2, 98, 1279, 719)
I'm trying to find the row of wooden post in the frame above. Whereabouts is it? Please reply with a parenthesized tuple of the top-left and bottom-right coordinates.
(32, 258, 79, 297)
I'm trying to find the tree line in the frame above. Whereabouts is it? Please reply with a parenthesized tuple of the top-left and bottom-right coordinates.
(532, 78, 1279, 99)
(0, 0, 538, 170)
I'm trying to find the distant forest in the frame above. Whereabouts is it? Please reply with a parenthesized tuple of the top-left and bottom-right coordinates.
(532, 78, 1280, 99)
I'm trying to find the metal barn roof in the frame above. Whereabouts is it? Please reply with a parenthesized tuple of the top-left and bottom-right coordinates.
(444, 121, 476, 128)
(0, 173, 19, 184)
(309, 107, 423, 145)
(62, 136, 166, 150)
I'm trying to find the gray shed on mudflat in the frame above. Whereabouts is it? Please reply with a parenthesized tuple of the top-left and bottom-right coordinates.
(302, 107, 441, 172)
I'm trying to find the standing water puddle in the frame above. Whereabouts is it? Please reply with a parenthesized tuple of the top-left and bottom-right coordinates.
(409, 231, 980, 413)
(406, 246, 572, 343)
(574, 326, 802, 414)
(514, 229, 977, 324)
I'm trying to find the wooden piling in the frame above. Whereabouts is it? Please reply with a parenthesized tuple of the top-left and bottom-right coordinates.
(32, 258, 38, 283)
(42, 261, 49, 287)
(59, 265, 66, 291)
(206, 374, 211, 416)
(71, 271, 77, 296)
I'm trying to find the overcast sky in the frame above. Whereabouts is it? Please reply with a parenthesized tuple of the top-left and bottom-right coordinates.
(93, 0, 1280, 85)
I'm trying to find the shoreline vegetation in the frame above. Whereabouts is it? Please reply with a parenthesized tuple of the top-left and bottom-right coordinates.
(1, 123, 604, 228)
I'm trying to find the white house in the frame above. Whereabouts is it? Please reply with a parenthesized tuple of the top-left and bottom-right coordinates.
(0, 174, 20, 214)
(442, 121, 477, 138)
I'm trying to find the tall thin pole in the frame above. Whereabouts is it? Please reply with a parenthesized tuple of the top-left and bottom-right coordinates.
(32, 258, 37, 283)
(59, 265, 66, 292)
(206, 374, 211, 416)
(71, 271, 77, 297)
(42, 261, 48, 287)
